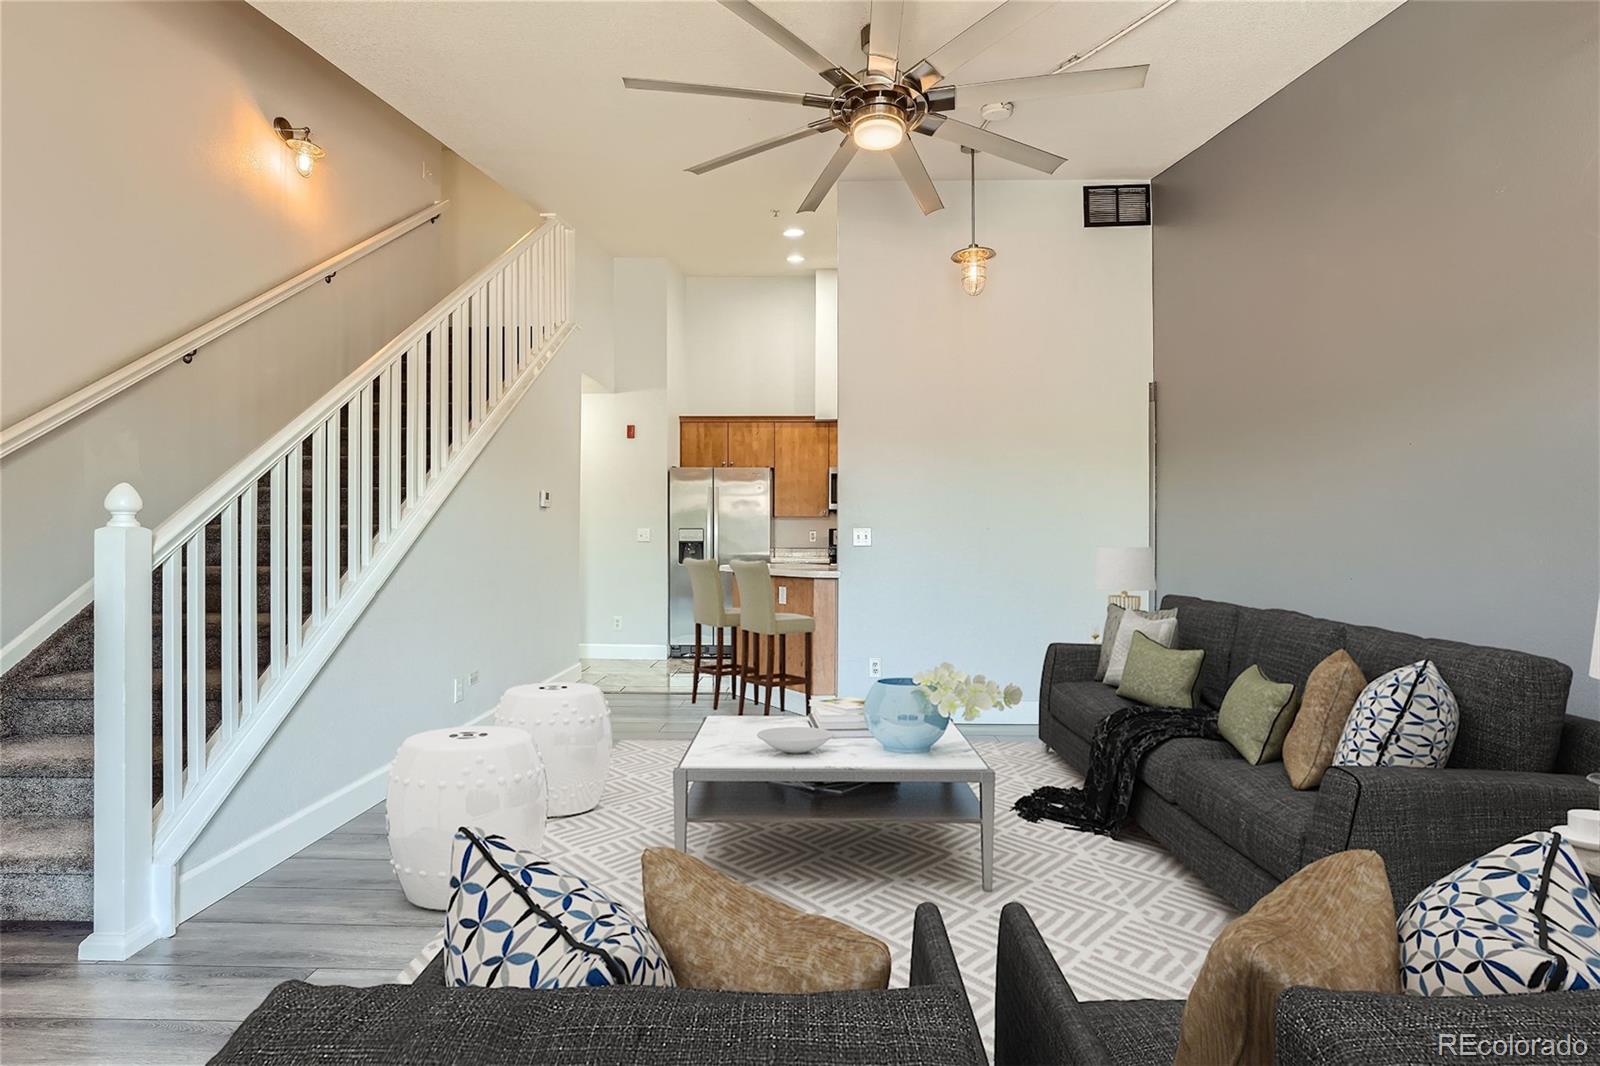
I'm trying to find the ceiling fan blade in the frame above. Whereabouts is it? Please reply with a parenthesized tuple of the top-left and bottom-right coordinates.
(717, 0, 857, 88)
(907, 0, 1054, 90)
(797, 137, 858, 213)
(866, 1, 905, 77)
(950, 64, 1148, 105)
(888, 139, 943, 215)
(920, 114, 1065, 174)
(623, 78, 833, 109)
(686, 122, 836, 175)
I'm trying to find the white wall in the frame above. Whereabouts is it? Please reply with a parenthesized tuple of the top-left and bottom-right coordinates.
(682, 278, 815, 416)
(437, 148, 544, 290)
(182, 334, 585, 895)
(836, 179, 1153, 713)
(0, 1, 448, 651)
(814, 270, 839, 420)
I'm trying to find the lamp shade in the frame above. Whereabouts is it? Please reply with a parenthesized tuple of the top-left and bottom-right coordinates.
(1096, 547, 1155, 593)
(1591, 601, 1599, 681)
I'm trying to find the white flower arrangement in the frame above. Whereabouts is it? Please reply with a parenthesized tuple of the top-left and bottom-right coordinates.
(911, 662, 1024, 721)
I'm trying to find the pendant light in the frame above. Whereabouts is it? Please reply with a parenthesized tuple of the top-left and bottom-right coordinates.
(951, 148, 995, 297)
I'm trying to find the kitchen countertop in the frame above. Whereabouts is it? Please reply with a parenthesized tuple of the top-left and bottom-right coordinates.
(720, 563, 839, 580)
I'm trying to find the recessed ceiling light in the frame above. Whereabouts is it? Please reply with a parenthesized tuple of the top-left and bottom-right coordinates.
(786, 253, 805, 265)
(782, 226, 805, 239)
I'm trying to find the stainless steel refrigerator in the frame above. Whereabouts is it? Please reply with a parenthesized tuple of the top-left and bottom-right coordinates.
(667, 467, 772, 655)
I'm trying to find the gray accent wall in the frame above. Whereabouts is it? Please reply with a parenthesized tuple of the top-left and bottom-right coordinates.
(1152, 1, 1599, 716)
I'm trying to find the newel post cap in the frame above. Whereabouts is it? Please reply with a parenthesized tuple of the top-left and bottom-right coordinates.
(104, 483, 144, 527)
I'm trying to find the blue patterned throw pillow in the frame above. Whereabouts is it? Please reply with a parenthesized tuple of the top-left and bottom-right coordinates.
(1331, 659, 1458, 768)
(444, 826, 674, 989)
(1399, 831, 1600, 996)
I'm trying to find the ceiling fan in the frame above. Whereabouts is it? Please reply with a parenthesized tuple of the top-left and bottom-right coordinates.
(623, 0, 1149, 215)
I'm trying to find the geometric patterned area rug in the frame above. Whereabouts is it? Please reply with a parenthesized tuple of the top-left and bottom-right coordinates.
(437, 739, 1236, 1051)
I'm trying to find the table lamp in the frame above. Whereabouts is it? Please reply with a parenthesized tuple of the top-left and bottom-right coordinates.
(1096, 547, 1155, 612)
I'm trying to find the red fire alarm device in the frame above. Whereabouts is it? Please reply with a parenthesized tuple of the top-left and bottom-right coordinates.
(626, 424, 636, 439)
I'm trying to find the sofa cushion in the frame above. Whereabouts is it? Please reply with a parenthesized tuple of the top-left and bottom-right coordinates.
(1283, 650, 1367, 790)
(1344, 624, 1571, 773)
(1175, 850, 1400, 1066)
(1079, 999, 1185, 1066)
(1047, 681, 1138, 743)
(1170, 759, 1320, 880)
(1139, 737, 1238, 803)
(1227, 607, 1347, 697)
(1160, 596, 1241, 711)
(212, 980, 988, 1066)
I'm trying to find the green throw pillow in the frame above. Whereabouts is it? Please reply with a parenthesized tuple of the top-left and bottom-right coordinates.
(1116, 631, 1205, 710)
(1218, 665, 1302, 765)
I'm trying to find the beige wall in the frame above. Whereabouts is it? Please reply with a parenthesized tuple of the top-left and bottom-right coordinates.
(0, 3, 545, 651)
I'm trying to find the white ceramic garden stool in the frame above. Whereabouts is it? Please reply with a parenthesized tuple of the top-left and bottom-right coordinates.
(387, 726, 547, 909)
(493, 682, 612, 816)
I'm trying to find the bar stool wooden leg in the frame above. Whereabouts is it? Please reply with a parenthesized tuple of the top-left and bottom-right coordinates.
(737, 630, 747, 714)
(778, 637, 787, 715)
(691, 623, 702, 704)
(711, 625, 723, 710)
(804, 631, 813, 714)
(764, 635, 775, 716)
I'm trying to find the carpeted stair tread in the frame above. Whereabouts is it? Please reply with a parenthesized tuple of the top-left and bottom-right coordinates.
(9, 667, 232, 703)
(0, 815, 92, 874)
(0, 735, 93, 778)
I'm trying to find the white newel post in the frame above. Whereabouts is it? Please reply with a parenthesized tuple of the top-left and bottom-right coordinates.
(78, 483, 157, 961)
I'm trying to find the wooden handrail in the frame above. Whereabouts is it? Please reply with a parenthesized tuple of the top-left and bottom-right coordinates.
(0, 200, 450, 461)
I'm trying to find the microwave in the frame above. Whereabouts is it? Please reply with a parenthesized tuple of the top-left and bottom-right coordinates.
(827, 467, 838, 511)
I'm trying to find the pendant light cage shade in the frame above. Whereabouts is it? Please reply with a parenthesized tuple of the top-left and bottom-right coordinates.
(952, 244, 995, 296)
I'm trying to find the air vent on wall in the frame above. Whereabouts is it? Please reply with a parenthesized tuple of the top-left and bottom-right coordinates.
(1084, 185, 1151, 227)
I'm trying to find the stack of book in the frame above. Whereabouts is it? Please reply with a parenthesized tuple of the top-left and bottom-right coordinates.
(809, 698, 870, 736)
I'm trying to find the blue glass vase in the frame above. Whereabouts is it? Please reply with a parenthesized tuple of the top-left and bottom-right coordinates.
(864, 678, 949, 753)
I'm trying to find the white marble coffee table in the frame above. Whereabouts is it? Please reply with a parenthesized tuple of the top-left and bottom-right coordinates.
(673, 717, 995, 890)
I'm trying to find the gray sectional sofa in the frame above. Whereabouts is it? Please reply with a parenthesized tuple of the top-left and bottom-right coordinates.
(1039, 595, 1600, 911)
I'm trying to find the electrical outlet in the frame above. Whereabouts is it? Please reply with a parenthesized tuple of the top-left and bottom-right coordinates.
(852, 527, 872, 547)
(452, 678, 464, 704)
(468, 670, 480, 686)
(809, 530, 818, 543)
(612, 615, 623, 631)
(636, 527, 652, 543)
(868, 657, 882, 679)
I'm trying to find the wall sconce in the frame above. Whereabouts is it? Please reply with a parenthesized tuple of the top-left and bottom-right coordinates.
(273, 117, 326, 178)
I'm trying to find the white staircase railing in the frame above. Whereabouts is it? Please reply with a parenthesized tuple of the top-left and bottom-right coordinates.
(80, 218, 575, 961)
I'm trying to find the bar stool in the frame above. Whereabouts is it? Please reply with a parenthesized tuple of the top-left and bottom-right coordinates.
(730, 559, 814, 716)
(684, 558, 740, 709)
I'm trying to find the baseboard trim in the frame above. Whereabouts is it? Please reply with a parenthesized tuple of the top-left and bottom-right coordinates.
(77, 921, 160, 962)
(171, 661, 581, 925)
(2, 579, 92, 675)
(579, 643, 667, 660)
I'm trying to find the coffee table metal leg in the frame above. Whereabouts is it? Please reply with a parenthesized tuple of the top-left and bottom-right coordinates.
(674, 770, 688, 852)
(980, 774, 994, 891)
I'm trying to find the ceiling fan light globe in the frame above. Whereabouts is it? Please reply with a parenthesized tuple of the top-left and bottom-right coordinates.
(850, 109, 906, 152)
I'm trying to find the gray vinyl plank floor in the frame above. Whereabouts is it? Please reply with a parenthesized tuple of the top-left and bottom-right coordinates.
(0, 688, 1033, 1063)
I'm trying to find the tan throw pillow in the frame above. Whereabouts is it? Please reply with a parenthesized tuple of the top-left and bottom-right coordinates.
(1174, 850, 1401, 1066)
(1282, 650, 1367, 789)
(641, 847, 890, 992)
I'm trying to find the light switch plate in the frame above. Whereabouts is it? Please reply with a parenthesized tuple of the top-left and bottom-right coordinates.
(852, 527, 872, 546)
(539, 490, 551, 509)
(636, 527, 652, 542)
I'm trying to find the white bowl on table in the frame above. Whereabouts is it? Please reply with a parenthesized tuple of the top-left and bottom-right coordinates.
(759, 726, 830, 754)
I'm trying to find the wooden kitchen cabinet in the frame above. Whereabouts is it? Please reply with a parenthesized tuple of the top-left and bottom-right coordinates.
(725, 421, 774, 467)
(774, 421, 831, 516)
(680, 421, 727, 468)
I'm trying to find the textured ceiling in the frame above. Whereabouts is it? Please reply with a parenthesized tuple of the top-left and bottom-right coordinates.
(256, 0, 1400, 275)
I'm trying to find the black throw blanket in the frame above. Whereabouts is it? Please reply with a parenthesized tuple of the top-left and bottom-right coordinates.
(1014, 705, 1220, 836)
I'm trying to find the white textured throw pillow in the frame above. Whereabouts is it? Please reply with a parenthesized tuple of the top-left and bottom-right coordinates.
(1399, 831, 1600, 995)
(1104, 615, 1177, 686)
(1332, 659, 1459, 768)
